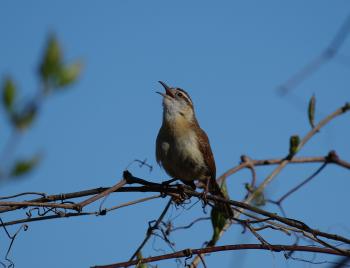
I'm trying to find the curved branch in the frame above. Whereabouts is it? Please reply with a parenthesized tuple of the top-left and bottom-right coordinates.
(92, 244, 350, 268)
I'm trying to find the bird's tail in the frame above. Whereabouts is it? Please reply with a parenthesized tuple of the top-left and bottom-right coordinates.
(209, 178, 233, 219)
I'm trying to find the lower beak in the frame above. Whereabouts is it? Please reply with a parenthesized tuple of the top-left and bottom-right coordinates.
(156, 91, 166, 97)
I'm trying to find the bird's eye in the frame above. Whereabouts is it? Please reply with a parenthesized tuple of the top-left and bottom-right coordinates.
(176, 92, 183, 97)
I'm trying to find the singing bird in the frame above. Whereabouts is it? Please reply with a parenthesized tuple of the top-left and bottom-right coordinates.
(156, 81, 233, 218)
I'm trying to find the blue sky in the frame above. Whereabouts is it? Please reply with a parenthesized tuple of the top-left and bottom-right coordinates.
(0, 1, 349, 267)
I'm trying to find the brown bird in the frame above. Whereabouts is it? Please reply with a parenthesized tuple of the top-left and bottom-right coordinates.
(156, 81, 233, 218)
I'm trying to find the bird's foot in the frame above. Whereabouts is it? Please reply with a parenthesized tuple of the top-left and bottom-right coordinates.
(172, 184, 188, 204)
(160, 178, 178, 197)
(199, 177, 213, 212)
(199, 190, 210, 213)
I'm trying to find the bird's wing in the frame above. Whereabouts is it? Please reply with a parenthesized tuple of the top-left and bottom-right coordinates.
(156, 127, 168, 166)
(197, 127, 216, 180)
(197, 128, 233, 218)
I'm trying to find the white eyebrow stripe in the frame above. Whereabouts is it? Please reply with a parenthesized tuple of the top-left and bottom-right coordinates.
(176, 88, 193, 106)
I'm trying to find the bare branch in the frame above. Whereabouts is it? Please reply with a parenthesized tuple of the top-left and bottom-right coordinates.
(77, 178, 127, 210)
(0, 201, 76, 210)
(92, 244, 350, 268)
(217, 151, 350, 185)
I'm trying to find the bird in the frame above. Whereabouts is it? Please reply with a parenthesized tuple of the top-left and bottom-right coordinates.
(155, 81, 233, 218)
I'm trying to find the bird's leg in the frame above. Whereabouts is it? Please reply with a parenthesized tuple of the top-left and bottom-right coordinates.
(173, 184, 189, 203)
(199, 178, 211, 210)
(176, 180, 196, 201)
(182, 180, 196, 190)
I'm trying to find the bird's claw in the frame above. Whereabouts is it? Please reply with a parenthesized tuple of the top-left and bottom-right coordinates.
(199, 190, 210, 213)
(171, 184, 190, 204)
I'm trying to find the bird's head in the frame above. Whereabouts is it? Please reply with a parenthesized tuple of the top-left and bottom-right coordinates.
(157, 81, 195, 123)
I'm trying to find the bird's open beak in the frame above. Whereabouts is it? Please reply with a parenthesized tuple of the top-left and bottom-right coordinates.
(156, 81, 175, 98)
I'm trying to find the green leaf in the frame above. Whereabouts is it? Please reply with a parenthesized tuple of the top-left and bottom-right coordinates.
(209, 179, 230, 246)
(39, 34, 62, 89)
(56, 62, 82, 87)
(12, 103, 37, 131)
(289, 135, 300, 156)
(209, 206, 227, 246)
(245, 183, 266, 207)
(11, 155, 41, 177)
(2, 77, 16, 114)
(244, 183, 266, 207)
(219, 179, 229, 199)
(253, 191, 266, 206)
(308, 94, 316, 128)
(136, 251, 147, 268)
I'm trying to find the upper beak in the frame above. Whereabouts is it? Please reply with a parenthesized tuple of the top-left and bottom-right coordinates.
(156, 81, 175, 98)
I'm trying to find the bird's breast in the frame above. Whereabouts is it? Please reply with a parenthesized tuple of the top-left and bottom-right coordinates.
(157, 115, 209, 181)
(174, 130, 205, 167)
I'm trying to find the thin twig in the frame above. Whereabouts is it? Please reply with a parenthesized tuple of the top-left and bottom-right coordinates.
(0, 217, 27, 266)
(1, 211, 95, 227)
(129, 198, 173, 262)
(77, 179, 127, 210)
(106, 195, 161, 212)
(275, 162, 327, 204)
(241, 155, 257, 188)
(198, 254, 207, 268)
(1, 195, 161, 227)
(0, 192, 47, 200)
(170, 217, 210, 233)
(244, 222, 271, 247)
(0, 201, 75, 210)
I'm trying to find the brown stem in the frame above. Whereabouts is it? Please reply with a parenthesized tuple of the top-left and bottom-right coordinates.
(217, 152, 350, 185)
(92, 244, 350, 268)
(77, 179, 127, 210)
(0, 201, 75, 210)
